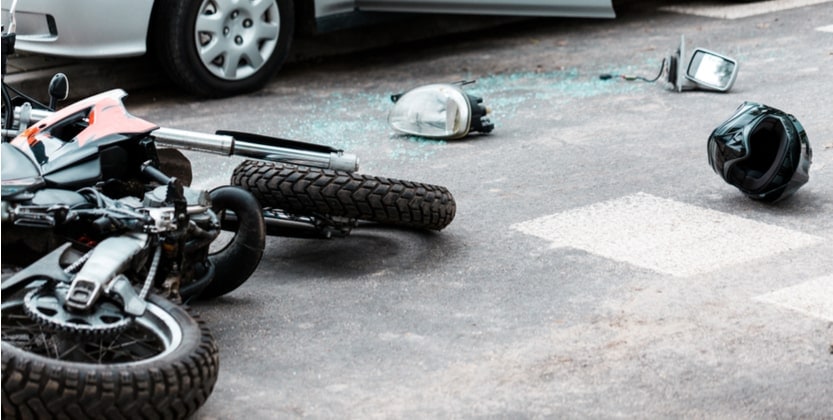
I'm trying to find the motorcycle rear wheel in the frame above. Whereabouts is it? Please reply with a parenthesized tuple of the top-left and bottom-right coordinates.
(1, 294, 219, 420)
(231, 160, 456, 230)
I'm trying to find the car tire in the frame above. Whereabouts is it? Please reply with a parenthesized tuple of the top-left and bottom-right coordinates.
(153, 0, 294, 97)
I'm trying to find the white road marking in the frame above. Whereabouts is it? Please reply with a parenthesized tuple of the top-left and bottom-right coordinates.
(511, 193, 823, 277)
(754, 276, 833, 321)
(660, 0, 833, 20)
(817, 24, 833, 32)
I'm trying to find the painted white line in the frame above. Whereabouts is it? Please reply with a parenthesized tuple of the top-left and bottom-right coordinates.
(817, 24, 833, 32)
(754, 276, 833, 321)
(511, 193, 823, 277)
(660, 0, 833, 20)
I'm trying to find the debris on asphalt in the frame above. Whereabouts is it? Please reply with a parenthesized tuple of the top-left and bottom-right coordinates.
(388, 81, 493, 140)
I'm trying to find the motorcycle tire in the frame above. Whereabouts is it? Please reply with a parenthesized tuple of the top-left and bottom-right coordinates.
(202, 186, 266, 299)
(231, 160, 456, 231)
(1, 294, 219, 420)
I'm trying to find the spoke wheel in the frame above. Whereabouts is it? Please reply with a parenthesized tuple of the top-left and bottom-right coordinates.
(2, 292, 219, 419)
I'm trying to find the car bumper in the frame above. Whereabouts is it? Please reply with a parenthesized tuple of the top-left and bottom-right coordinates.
(1, 0, 154, 58)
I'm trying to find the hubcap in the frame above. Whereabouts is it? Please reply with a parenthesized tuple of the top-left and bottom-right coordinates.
(194, 0, 280, 81)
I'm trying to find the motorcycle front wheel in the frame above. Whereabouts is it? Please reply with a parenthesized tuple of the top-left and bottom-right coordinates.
(1, 294, 219, 419)
(231, 160, 456, 231)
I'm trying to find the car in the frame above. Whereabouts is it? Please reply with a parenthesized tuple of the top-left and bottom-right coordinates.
(1, 0, 615, 97)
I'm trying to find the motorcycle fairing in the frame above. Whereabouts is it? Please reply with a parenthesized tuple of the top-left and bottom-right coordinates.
(11, 89, 158, 167)
(1, 142, 44, 198)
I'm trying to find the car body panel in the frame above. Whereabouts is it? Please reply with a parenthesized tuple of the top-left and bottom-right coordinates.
(1, 0, 614, 58)
(315, 0, 357, 16)
(1, 0, 154, 58)
(355, 0, 615, 18)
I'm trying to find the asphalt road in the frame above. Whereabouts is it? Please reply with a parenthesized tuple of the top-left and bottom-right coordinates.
(63, 0, 833, 417)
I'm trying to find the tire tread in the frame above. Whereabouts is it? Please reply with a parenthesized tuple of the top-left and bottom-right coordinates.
(1, 301, 218, 420)
(231, 160, 456, 230)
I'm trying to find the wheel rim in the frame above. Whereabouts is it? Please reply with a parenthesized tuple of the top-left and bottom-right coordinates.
(194, 0, 281, 81)
(2, 296, 183, 364)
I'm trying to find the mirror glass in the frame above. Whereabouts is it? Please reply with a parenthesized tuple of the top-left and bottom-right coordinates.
(686, 49, 737, 91)
(388, 84, 471, 139)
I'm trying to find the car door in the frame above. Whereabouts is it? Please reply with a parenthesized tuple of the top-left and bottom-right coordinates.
(353, 0, 615, 18)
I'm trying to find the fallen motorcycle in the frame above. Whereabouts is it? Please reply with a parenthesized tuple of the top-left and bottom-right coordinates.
(0, 96, 457, 417)
(1, 1, 455, 416)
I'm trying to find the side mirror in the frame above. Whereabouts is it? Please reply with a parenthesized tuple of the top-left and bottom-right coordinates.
(388, 82, 493, 140)
(48, 73, 69, 109)
(666, 35, 738, 93)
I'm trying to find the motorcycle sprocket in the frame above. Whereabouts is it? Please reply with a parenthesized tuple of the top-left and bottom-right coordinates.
(23, 285, 133, 337)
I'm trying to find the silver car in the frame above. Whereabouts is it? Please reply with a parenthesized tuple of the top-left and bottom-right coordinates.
(1, 0, 614, 96)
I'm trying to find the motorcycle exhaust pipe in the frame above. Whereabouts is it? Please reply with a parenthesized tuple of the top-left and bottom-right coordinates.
(151, 128, 359, 172)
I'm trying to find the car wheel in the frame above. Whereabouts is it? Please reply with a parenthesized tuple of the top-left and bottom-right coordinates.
(154, 0, 294, 97)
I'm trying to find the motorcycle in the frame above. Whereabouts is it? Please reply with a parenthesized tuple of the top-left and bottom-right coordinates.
(2, 0, 455, 417)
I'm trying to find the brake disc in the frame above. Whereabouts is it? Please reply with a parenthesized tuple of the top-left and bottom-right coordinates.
(23, 285, 133, 337)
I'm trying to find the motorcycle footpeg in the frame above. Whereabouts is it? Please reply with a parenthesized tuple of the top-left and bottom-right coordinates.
(10, 205, 59, 227)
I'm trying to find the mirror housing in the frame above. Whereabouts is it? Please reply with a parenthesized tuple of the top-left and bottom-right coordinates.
(666, 35, 738, 93)
(388, 82, 493, 140)
(48, 73, 70, 109)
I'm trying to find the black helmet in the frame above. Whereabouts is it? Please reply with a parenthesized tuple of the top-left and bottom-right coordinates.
(708, 102, 812, 202)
